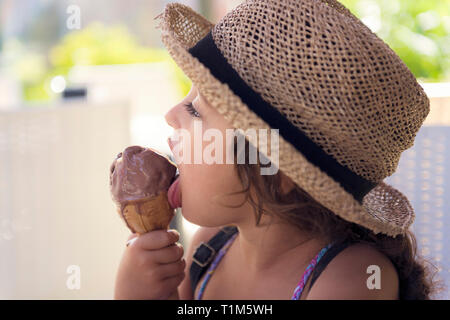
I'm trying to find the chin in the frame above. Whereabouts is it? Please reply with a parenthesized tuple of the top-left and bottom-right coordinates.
(180, 205, 228, 228)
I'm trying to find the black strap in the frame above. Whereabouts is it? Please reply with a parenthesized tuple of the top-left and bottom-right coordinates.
(190, 226, 238, 295)
(303, 239, 355, 298)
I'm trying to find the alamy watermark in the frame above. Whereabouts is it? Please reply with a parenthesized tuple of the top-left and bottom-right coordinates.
(169, 120, 280, 175)
(66, 265, 81, 290)
(66, 5, 81, 30)
(366, 265, 381, 290)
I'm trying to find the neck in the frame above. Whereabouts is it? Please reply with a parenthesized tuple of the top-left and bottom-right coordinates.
(234, 215, 326, 275)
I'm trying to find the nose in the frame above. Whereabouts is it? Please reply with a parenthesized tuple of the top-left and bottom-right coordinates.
(164, 106, 179, 129)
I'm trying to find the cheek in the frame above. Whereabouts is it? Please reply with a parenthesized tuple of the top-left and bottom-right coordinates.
(176, 118, 249, 226)
(179, 163, 247, 227)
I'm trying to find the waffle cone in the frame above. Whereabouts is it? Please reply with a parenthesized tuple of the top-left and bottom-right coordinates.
(117, 192, 175, 234)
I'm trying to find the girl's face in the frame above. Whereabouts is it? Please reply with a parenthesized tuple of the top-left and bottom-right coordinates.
(165, 85, 252, 227)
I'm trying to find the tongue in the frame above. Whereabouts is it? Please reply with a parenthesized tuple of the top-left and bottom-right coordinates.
(167, 176, 181, 209)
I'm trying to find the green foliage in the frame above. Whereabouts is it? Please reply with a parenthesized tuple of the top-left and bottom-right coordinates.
(18, 1, 450, 102)
(339, 0, 450, 82)
(49, 23, 167, 68)
(23, 23, 188, 102)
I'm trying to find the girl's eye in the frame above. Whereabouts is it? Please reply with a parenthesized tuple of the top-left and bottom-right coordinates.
(183, 102, 201, 118)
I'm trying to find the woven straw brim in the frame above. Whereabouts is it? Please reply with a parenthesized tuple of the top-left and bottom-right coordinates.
(155, 3, 415, 237)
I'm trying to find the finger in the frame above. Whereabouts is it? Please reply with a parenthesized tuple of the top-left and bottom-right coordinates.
(154, 259, 186, 280)
(151, 243, 184, 264)
(162, 272, 185, 290)
(156, 273, 186, 300)
(134, 229, 180, 250)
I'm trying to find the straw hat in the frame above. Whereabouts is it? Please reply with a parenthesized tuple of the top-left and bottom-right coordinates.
(155, 0, 430, 237)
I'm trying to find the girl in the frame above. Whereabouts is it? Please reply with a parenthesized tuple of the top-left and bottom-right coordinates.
(114, 0, 442, 299)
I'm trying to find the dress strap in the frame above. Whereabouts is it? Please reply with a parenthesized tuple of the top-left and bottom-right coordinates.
(291, 242, 333, 300)
(196, 232, 238, 300)
(306, 239, 355, 293)
(189, 226, 238, 295)
(294, 239, 356, 300)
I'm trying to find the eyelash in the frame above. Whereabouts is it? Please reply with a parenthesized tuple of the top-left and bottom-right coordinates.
(183, 102, 201, 118)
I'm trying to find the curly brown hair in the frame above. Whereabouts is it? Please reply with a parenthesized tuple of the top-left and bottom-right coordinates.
(217, 135, 445, 300)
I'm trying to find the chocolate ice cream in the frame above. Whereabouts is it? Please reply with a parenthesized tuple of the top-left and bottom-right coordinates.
(110, 145, 178, 233)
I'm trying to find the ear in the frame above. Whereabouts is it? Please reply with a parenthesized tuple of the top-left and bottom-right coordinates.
(280, 171, 295, 195)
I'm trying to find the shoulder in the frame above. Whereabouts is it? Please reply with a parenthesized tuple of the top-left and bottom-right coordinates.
(306, 242, 399, 300)
(178, 226, 223, 299)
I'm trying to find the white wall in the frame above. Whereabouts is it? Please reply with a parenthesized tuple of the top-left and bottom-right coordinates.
(0, 62, 192, 299)
(0, 99, 132, 299)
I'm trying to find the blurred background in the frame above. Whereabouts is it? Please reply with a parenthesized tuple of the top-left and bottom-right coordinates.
(0, 0, 449, 299)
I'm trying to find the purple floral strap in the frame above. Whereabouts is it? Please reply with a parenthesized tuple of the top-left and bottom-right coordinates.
(291, 243, 334, 300)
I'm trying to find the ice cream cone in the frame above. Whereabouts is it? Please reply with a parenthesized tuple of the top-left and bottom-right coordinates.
(110, 145, 178, 234)
(117, 191, 175, 234)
